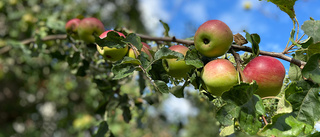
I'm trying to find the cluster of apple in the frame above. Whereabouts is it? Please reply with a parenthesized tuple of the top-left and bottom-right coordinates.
(193, 20, 285, 97)
(65, 17, 286, 98)
(65, 17, 152, 62)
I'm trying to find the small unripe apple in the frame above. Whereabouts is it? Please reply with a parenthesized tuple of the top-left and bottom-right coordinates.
(194, 20, 233, 58)
(77, 17, 105, 44)
(65, 18, 81, 39)
(162, 45, 194, 79)
(96, 30, 128, 62)
(243, 56, 285, 97)
(201, 59, 238, 96)
(128, 42, 153, 60)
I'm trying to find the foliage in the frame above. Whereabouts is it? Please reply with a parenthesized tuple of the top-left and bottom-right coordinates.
(1, 0, 320, 137)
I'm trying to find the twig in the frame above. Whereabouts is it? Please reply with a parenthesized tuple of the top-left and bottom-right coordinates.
(21, 34, 307, 67)
(262, 115, 268, 125)
(230, 47, 245, 81)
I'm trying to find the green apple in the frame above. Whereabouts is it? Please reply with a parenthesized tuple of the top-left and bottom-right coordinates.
(77, 17, 105, 44)
(162, 45, 194, 79)
(128, 42, 153, 60)
(194, 20, 233, 57)
(96, 30, 128, 62)
(243, 56, 285, 97)
(201, 59, 238, 96)
(65, 18, 81, 39)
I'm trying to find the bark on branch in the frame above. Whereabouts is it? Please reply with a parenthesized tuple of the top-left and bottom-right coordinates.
(21, 34, 307, 67)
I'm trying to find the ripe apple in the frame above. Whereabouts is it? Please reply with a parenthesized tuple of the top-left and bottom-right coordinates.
(65, 18, 81, 39)
(77, 17, 105, 44)
(162, 45, 194, 79)
(243, 56, 285, 97)
(128, 42, 153, 60)
(201, 59, 238, 96)
(96, 30, 128, 62)
(194, 20, 233, 58)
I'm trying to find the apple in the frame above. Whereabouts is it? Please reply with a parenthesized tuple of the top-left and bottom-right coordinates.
(96, 30, 128, 62)
(194, 20, 233, 58)
(128, 42, 153, 60)
(162, 45, 194, 79)
(243, 56, 285, 97)
(201, 59, 238, 96)
(77, 17, 105, 44)
(65, 18, 81, 39)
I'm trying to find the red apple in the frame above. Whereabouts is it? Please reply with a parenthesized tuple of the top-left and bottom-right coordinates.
(128, 42, 153, 60)
(162, 45, 194, 78)
(201, 59, 238, 96)
(96, 30, 128, 62)
(243, 56, 286, 97)
(77, 17, 105, 44)
(194, 20, 233, 58)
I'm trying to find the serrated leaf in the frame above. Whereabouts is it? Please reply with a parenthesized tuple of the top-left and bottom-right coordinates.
(244, 31, 260, 57)
(149, 60, 170, 82)
(160, 20, 170, 37)
(220, 124, 235, 136)
(302, 53, 320, 83)
(185, 49, 204, 68)
(95, 31, 127, 49)
(286, 80, 320, 126)
(154, 80, 169, 93)
(154, 47, 184, 61)
(94, 121, 109, 137)
(111, 63, 135, 80)
(222, 82, 258, 106)
(216, 103, 240, 126)
(301, 20, 320, 43)
(266, 0, 297, 19)
(124, 33, 142, 50)
(259, 115, 313, 137)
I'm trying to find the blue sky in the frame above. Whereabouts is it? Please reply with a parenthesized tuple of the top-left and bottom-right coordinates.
(139, 0, 320, 70)
(138, 0, 320, 130)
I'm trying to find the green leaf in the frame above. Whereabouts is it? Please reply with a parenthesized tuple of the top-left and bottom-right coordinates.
(307, 42, 320, 59)
(301, 37, 314, 48)
(265, 0, 297, 19)
(111, 63, 135, 80)
(244, 31, 260, 57)
(154, 47, 184, 61)
(276, 95, 293, 114)
(94, 121, 109, 137)
(124, 33, 142, 50)
(288, 62, 303, 81)
(149, 60, 170, 83)
(259, 115, 313, 137)
(216, 103, 240, 126)
(301, 20, 320, 43)
(219, 124, 235, 137)
(170, 86, 184, 98)
(286, 80, 320, 126)
(222, 82, 258, 106)
(95, 31, 127, 49)
(154, 80, 169, 93)
(121, 56, 141, 65)
(160, 20, 170, 37)
(289, 29, 302, 47)
(185, 49, 204, 68)
(122, 106, 132, 123)
(302, 53, 320, 83)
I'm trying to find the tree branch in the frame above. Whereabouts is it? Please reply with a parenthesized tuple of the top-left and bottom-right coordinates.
(21, 34, 307, 67)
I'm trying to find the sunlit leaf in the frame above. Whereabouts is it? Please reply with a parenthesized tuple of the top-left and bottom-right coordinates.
(301, 20, 320, 43)
(154, 47, 184, 61)
(265, 0, 297, 19)
(154, 80, 169, 93)
(185, 49, 204, 68)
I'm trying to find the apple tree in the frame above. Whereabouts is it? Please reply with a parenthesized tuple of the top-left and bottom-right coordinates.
(1, 0, 320, 136)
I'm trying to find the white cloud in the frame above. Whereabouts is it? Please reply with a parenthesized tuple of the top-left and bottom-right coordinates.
(138, 0, 171, 35)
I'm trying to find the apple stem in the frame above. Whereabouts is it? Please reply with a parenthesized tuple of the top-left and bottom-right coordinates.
(262, 115, 268, 125)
